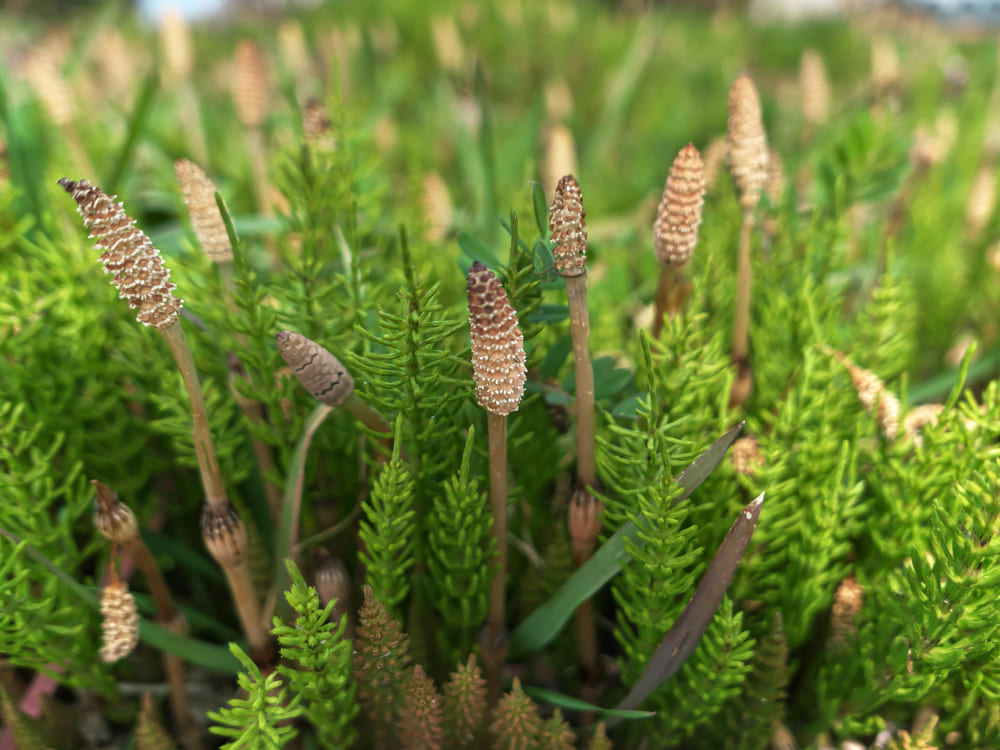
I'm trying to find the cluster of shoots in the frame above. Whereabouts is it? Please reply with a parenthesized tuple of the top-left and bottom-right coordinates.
(53, 66, 777, 745)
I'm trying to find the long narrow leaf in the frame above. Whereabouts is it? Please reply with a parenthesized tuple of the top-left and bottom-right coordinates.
(267, 402, 335, 625)
(944, 340, 977, 411)
(523, 686, 654, 721)
(507, 422, 745, 657)
(532, 181, 549, 238)
(104, 71, 158, 195)
(610, 492, 765, 720)
(139, 619, 240, 672)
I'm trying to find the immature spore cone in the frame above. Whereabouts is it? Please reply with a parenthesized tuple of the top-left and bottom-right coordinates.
(829, 576, 863, 651)
(727, 73, 769, 211)
(799, 48, 831, 128)
(549, 174, 587, 276)
(828, 349, 900, 441)
(466, 262, 527, 416)
(233, 39, 269, 128)
(59, 178, 182, 330)
(200, 500, 248, 567)
(276, 331, 355, 408)
(99, 581, 139, 663)
(175, 159, 232, 263)
(159, 7, 193, 84)
(93, 481, 139, 544)
(654, 143, 705, 267)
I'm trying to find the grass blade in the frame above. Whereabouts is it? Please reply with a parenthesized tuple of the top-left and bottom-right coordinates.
(523, 685, 654, 721)
(104, 71, 158, 195)
(266, 402, 335, 625)
(507, 422, 744, 657)
(532, 181, 549, 238)
(610, 492, 765, 720)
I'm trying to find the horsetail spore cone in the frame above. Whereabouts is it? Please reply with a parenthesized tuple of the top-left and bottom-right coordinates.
(654, 143, 706, 268)
(653, 143, 705, 331)
(59, 178, 182, 330)
(466, 262, 527, 416)
(549, 175, 587, 277)
(99, 581, 139, 663)
(175, 159, 233, 263)
(727, 74, 769, 212)
(276, 331, 355, 408)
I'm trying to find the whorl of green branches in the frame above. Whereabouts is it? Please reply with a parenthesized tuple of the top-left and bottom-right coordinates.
(273, 559, 359, 749)
(207, 643, 302, 749)
(358, 416, 416, 616)
(425, 425, 493, 660)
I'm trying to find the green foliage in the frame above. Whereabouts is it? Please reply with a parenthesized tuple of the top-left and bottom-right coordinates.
(348, 236, 471, 492)
(611, 454, 754, 743)
(425, 426, 493, 660)
(8, 2, 1000, 747)
(815, 109, 912, 214)
(703, 612, 790, 750)
(207, 643, 302, 749)
(735, 351, 867, 649)
(273, 560, 358, 749)
(358, 416, 416, 616)
(0, 403, 111, 694)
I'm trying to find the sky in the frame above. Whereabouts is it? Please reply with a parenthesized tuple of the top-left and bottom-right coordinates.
(136, 0, 226, 23)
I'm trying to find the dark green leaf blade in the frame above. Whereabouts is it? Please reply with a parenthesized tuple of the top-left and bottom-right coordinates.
(611, 492, 765, 719)
(523, 686, 654, 721)
(532, 181, 549, 238)
(457, 230, 503, 269)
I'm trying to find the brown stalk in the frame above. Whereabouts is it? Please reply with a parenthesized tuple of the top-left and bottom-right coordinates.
(176, 160, 285, 521)
(467, 261, 526, 703)
(549, 174, 596, 488)
(549, 174, 605, 706)
(233, 39, 272, 217)
(567, 488, 605, 724)
(726, 74, 769, 409)
(59, 178, 271, 665)
(93, 481, 200, 749)
(652, 144, 705, 336)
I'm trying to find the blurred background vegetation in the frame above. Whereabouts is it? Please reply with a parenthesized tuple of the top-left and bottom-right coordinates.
(5, 0, 1000, 747)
